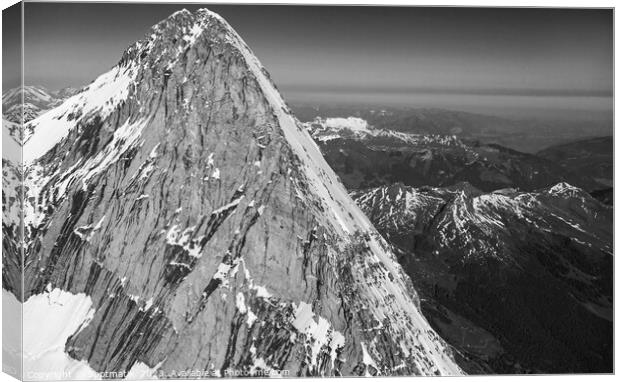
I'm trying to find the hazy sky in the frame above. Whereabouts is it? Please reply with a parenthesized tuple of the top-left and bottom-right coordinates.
(2, 3, 613, 117)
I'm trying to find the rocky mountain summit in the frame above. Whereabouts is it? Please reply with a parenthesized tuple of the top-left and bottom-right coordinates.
(3, 8, 464, 378)
(352, 182, 612, 373)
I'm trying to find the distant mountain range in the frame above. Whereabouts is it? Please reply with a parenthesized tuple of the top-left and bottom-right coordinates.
(302, 113, 613, 373)
(538, 136, 613, 205)
(538, 136, 612, 187)
(352, 182, 612, 373)
(304, 117, 611, 197)
(293, 105, 612, 154)
(2, 85, 79, 124)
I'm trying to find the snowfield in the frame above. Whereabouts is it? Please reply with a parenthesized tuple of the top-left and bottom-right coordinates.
(3, 289, 160, 380)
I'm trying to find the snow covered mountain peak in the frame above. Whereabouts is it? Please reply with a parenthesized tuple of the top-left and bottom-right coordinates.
(546, 181, 586, 197)
(7, 8, 463, 378)
(22, 8, 272, 166)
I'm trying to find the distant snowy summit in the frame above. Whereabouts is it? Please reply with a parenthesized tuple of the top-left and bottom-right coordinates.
(2, 85, 79, 124)
(305, 115, 463, 145)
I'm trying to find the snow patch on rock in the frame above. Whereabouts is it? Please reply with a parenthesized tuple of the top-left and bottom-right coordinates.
(165, 225, 204, 258)
(291, 301, 345, 371)
(23, 63, 138, 164)
(4, 288, 101, 380)
(324, 117, 372, 134)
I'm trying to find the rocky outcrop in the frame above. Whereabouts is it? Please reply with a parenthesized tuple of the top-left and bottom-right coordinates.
(4, 8, 463, 378)
(2, 117, 22, 300)
(353, 182, 613, 373)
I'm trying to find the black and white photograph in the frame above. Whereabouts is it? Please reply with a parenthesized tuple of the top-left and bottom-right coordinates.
(0, 0, 615, 379)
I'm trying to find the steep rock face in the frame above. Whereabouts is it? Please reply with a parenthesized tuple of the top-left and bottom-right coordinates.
(9, 9, 462, 378)
(305, 117, 602, 192)
(2, 118, 22, 299)
(353, 182, 612, 373)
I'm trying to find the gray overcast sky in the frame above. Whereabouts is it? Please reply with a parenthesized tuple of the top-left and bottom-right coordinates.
(2, 3, 613, 112)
